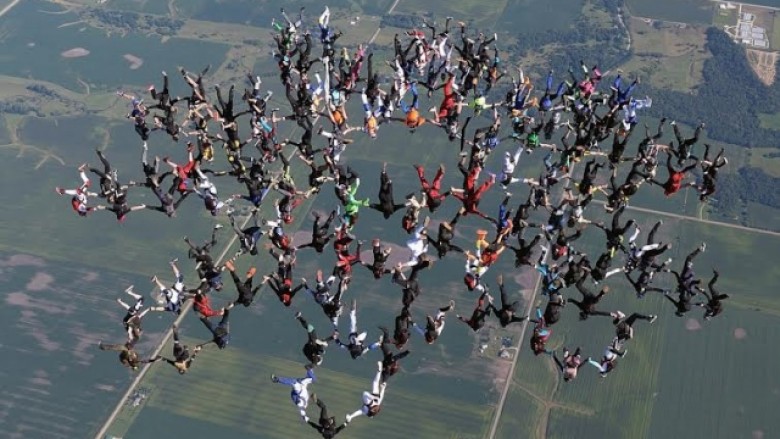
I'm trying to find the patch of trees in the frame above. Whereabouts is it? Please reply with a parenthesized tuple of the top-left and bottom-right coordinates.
(506, 0, 630, 76)
(710, 173, 742, 218)
(149, 16, 184, 36)
(26, 84, 59, 99)
(0, 99, 44, 117)
(602, 0, 624, 15)
(642, 28, 780, 147)
(84, 9, 183, 36)
(89, 9, 139, 29)
(736, 167, 780, 208)
(713, 167, 780, 216)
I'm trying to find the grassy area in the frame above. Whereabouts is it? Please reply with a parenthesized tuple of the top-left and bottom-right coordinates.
(625, 0, 713, 24)
(393, 0, 507, 29)
(649, 307, 780, 438)
(494, 386, 546, 439)
(758, 112, 780, 130)
(0, 115, 207, 275)
(493, 211, 671, 439)
(618, 19, 708, 92)
(87, 0, 172, 15)
(645, 218, 780, 438)
(747, 146, 780, 177)
(0, 252, 177, 439)
(712, 7, 737, 27)
(113, 348, 492, 438)
(744, 201, 780, 231)
(171, 0, 395, 28)
(496, 0, 585, 34)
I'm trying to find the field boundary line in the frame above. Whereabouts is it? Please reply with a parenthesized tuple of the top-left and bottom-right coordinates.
(591, 200, 780, 237)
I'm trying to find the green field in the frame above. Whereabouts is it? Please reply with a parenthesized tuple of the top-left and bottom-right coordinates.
(747, 147, 780, 178)
(0, 0, 229, 92)
(0, 251, 171, 439)
(713, 7, 738, 27)
(758, 112, 780, 130)
(626, 0, 713, 24)
(120, 348, 493, 438)
(97, 0, 172, 15)
(496, 0, 586, 34)
(0, 114, 219, 273)
(493, 206, 780, 439)
(390, 0, 585, 34)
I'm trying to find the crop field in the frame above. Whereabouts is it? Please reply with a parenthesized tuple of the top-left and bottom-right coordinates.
(625, 0, 713, 24)
(492, 204, 780, 439)
(0, 251, 173, 439)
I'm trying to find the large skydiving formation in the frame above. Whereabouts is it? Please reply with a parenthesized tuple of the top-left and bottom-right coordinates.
(67, 5, 732, 435)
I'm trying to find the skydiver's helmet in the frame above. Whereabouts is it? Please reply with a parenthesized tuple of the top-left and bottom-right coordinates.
(331, 89, 343, 106)
(623, 183, 639, 197)
(384, 360, 400, 377)
(553, 243, 568, 260)
(205, 196, 219, 214)
(447, 122, 458, 142)
(464, 273, 478, 291)
(527, 132, 540, 148)
(474, 94, 486, 109)
(367, 404, 382, 417)
(208, 272, 223, 291)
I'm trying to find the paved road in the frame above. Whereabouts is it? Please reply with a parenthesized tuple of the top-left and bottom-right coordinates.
(0, 0, 22, 18)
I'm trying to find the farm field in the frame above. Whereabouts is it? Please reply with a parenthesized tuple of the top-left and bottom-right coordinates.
(0, 1, 777, 439)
